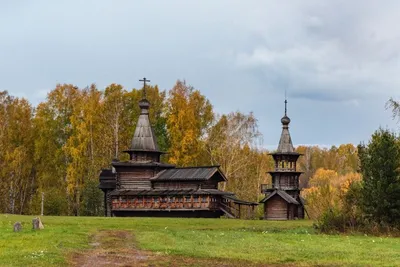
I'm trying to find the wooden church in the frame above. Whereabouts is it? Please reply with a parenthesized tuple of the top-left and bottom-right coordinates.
(99, 79, 257, 218)
(260, 100, 305, 220)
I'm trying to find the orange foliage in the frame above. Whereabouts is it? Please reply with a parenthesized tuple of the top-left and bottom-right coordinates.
(303, 168, 361, 219)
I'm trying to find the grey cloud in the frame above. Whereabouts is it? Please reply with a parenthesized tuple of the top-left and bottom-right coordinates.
(233, 1, 400, 104)
(0, 0, 398, 147)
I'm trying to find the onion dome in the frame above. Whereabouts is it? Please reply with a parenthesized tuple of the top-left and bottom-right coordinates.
(281, 115, 291, 125)
(139, 99, 150, 114)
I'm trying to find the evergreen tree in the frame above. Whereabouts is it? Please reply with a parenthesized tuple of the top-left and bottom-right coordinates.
(359, 129, 400, 226)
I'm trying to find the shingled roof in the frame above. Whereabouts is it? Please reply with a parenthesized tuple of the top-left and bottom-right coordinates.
(129, 99, 161, 152)
(272, 100, 298, 154)
(277, 120, 295, 153)
(152, 166, 227, 181)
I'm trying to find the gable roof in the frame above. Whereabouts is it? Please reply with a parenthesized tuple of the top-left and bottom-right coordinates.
(151, 166, 227, 181)
(259, 190, 299, 205)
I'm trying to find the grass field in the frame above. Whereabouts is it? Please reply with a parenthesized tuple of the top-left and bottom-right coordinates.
(0, 214, 399, 266)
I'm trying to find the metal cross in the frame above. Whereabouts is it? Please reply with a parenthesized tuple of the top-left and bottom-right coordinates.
(284, 90, 288, 116)
(139, 77, 150, 99)
(284, 101, 288, 116)
(284, 99, 288, 116)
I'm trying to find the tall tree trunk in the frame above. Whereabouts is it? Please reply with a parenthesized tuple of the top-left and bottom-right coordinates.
(114, 115, 119, 158)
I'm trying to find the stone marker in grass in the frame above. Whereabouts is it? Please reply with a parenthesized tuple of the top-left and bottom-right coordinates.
(32, 217, 44, 230)
(13, 222, 22, 232)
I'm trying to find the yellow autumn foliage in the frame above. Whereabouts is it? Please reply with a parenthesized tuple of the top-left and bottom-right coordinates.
(303, 168, 361, 219)
(166, 80, 213, 166)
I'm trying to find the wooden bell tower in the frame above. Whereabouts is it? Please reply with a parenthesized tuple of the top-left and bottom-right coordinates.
(260, 99, 305, 220)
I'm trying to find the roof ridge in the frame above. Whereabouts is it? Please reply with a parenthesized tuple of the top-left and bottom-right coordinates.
(174, 165, 220, 169)
(151, 167, 226, 181)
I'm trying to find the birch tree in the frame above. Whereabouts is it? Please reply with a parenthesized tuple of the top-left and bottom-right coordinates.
(166, 80, 213, 166)
(0, 92, 35, 214)
(204, 112, 270, 200)
(34, 84, 80, 215)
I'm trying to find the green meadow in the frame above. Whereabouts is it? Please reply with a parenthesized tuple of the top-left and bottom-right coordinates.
(0, 215, 399, 266)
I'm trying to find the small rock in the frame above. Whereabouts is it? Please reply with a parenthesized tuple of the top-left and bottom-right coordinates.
(38, 218, 44, 229)
(13, 222, 22, 232)
(32, 218, 39, 230)
(32, 217, 44, 230)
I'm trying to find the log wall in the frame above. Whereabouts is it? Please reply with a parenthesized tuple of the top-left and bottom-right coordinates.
(264, 195, 288, 220)
(153, 182, 199, 190)
(201, 180, 218, 189)
(298, 205, 304, 219)
(118, 170, 153, 189)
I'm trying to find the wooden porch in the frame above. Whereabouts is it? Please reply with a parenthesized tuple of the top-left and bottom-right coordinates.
(111, 194, 258, 219)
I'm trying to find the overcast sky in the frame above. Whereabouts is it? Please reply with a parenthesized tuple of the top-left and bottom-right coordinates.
(1, 0, 399, 148)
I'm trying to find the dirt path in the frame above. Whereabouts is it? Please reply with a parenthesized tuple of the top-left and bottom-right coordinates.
(69, 230, 287, 267)
(69, 230, 153, 267)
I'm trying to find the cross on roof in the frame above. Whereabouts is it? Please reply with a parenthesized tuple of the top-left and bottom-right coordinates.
(139, 77, 150, 99)
(285, 99, 288, 116)
(284, 90, 288, 116)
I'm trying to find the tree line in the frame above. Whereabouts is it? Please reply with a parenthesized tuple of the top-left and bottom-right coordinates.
(0, 80, 360, 216)
(306, 99, 400, 233)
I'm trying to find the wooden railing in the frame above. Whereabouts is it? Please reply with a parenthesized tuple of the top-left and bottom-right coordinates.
(112, 195, 256, 219)
(275, 167, 297, 172)
(219, 199, 256, 219)
(219, 202, 239, 218)
(112, 195, 217, 210)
